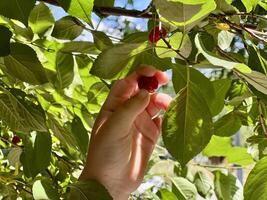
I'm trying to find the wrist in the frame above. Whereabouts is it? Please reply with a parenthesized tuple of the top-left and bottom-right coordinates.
(79, 172, 130, 200)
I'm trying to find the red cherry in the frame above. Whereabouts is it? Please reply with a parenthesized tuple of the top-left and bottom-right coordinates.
(148, 26, 167, 43)
(138, 76, 159, 93)
(12, 136, 21, 145)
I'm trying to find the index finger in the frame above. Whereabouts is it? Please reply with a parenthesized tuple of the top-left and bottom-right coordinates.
(102, 65, 169, 112)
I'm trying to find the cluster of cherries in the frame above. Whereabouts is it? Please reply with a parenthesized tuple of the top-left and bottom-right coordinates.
(138, 26, 167, 92)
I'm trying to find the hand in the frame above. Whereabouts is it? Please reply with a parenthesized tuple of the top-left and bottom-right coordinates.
(79, 66, 172, 200)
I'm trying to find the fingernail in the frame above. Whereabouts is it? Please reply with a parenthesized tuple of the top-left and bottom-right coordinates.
(138, 89, 149, 99)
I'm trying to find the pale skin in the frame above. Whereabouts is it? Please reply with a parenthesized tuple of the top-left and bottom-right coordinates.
(79, 66, 172, 200)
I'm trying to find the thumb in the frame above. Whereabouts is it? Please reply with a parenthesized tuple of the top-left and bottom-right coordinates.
(104, 89, 150, 132)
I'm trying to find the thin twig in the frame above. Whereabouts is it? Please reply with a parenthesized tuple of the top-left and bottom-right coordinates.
(223, 12, 267, 21)
(190, 163, 253, 170)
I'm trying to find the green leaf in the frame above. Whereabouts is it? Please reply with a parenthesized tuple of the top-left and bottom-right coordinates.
(7, 147, 22, 167)
(52, 16, 83, 40)
(203, 135, 232, 157)
(244, 156, 267, 200)
(247, 134, 267, 147)
(54, 52, 74, 90)
(154, 0, 216, 30)
(214, 112, 242, 137)
(171, 177, 198, 200)
(71, 116, 89, 159)
(21, 132, 52, 178)
(194, 170, 214, 198)
(134, 50, 173, 71)
(259, 1, 267, 10)
(248, 45, 267, 74)
(172, 65, 215, 112)
(47, 115, 77, 149)
(12, 23, 34, 41)
(0, 87, 47, 132)
(214, 170, 243, 200)
(241, 0, 259, 12)
(92, 30, 113, 51)
(29, 2, 55, 34)
(62, 41, 100, 55)
(215, 0, 237, 13)
(0, 0, 35, 25)
(163, 67, 213, 166)
(32, 178, 59, 200)
(90, 42, 148, 79)
(156, 32, 192, 59)
(195, 33, 251, 72)
(0, 25, 12, 56)
(68, 180, 112, 200)
(203, 136, 254, 166)
(210, 79, 231, 116)
(57, 0, 93, 24)
(86, 82, 109, 113)
(157, 189, 178, 200)
(0, 183, 17, 199)
(227, 147, 254, 166)
(235, 70, 267, 95)
(4, 43, 48, 85)
(218, 31, 235, 50)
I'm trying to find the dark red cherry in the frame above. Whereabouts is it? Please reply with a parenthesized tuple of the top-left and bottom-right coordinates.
(148, 26, 167, 43)
(138, 76, 159, 93)
(11, 136, 21, 145)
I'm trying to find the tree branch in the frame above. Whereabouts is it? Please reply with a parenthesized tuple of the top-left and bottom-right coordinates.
(210, 14, 267, 44)
(38, 0, 157, 19)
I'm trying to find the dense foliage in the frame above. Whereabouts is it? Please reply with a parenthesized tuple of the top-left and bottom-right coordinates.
(0, 0, 267, 199)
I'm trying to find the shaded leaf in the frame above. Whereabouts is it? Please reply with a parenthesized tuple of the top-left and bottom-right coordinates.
(4, 43, 48, 85)
(0, 0, 35, 25)
(157, 189, 178, 200)
(0, 25, 12, 56)
(52, 16, 83, 40)
(21, 132, 52, 178)
(91, 42, 147, 79)
(57, 0, 93, 24)
(154, 0, 216, 30)
(92, 30, 113, 51)
(62, 41, 100, 55)
(29, 2, 55, 34)
(214, 111, 242, 137)
(54, 52, 74, 90)
(163, 67, 213, 166)
(32, 178, 59, 200)
(71, 116, 89, 159)
(172, 65, 215, 111)
(210, 79, 231, 116)
(0, 87, 47, 132)
(214, 170, 243, 200)
(235, 69, 267, 95)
